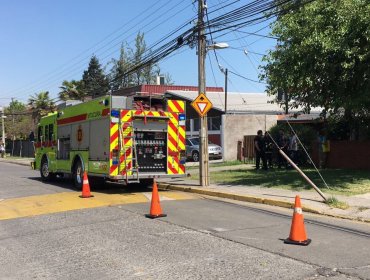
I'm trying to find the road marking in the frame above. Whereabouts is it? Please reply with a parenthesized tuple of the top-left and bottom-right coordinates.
(0, 191, 196, 221)
(142, 192, 194, 201)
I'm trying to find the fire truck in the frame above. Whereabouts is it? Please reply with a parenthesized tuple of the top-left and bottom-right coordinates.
(32, 94, 186, 188)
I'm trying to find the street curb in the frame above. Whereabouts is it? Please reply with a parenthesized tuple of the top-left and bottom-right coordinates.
(158, 182, 370, 223)
(0, 160, 32, 167)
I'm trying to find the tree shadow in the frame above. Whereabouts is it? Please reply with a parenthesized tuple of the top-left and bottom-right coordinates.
(212, 168, 370, 194)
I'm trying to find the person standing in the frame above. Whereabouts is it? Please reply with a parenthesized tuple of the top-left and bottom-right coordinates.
(318, 130, 330, 168)
(0, 143, 5, 158)
(254, 130, 267, 170)
(277, 129, 288, 169)
(289, 132, 298, 164)
(264, 131, 273, 168)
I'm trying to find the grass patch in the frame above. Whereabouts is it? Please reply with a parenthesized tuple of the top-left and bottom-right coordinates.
(209, 160, 245, 167)
(186, 160, 245, 170)
(325, 197, 349, 209)
(189, 167, 370, 196)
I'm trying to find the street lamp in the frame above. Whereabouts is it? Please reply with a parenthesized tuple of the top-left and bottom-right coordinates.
(0, 107, 7, 157)
(208, 42, 229, 50)
(209, 43, 229, 114)
(218, 66, 228, 113)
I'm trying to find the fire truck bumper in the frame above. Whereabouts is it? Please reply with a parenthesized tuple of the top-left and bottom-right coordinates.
(109, 173, 186, 181)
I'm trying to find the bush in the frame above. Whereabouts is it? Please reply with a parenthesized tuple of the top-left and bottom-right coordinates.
(268, 123, 317, 151)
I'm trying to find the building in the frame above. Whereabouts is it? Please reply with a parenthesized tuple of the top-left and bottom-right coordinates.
(114, 85, 322, 161)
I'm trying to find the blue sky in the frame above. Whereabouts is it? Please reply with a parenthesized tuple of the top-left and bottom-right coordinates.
(0, 0, 276, 107)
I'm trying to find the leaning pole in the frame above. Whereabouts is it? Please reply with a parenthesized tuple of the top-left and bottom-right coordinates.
(278, 149, 327, 202)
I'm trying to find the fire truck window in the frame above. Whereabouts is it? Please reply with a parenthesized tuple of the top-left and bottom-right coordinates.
(48, 124, 54, 141)
(37, 126, 43, 142)
(45, 125, 49, 142)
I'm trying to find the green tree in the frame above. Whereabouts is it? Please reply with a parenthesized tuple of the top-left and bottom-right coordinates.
(261, 0, 370, 138)
(132, 32, 147, 85)
(4, 100, 33, 139)
(109, 43, 134, 91)
(28, 91, 55, 125)
(59, 80, 86, 101)
(109, 32, 173, 90)
(82, 55, 110, 98)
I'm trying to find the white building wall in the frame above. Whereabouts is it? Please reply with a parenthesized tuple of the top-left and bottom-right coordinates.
(222, 114, 277, 161)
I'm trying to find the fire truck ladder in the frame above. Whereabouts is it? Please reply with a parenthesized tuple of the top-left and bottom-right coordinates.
(120, 119, 139, 184)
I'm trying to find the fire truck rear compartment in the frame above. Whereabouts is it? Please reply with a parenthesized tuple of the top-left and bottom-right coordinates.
(135, 131, 167, 173)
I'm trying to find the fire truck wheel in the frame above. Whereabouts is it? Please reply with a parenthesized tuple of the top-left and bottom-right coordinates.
(73, 161, 84, 190)
(40, 157, 55, 181)
(192, 151, 200, 162)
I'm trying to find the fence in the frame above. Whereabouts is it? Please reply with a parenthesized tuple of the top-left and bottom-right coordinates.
(5, 140, 35, 158)
(311, 140, 370, 170)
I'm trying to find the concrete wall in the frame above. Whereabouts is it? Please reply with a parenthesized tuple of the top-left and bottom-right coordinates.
(221, 114, 277, 161)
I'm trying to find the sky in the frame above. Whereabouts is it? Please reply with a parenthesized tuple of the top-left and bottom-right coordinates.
(0, 0, 277, 108)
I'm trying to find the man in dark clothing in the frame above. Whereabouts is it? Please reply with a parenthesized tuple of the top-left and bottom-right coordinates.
(264, 132, 273, 168)
(277, 129, 288, 168)
(254, 130, 267, 170)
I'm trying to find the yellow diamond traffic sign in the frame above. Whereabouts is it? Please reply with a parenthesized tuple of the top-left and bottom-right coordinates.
(191, 93, 213, 117)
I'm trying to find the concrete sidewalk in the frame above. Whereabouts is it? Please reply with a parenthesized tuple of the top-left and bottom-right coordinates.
(158, 164, 370, 223)
(2, 157, 370, 223)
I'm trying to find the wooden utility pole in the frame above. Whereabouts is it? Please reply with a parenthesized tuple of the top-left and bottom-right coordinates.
(224, 68, 228, 114)
(198, 0, 209, 186)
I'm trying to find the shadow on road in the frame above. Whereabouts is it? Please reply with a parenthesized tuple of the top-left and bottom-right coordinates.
(27, 176, 155, 195)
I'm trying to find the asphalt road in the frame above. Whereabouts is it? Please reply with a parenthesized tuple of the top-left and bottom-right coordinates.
(0, 162, 369, 280)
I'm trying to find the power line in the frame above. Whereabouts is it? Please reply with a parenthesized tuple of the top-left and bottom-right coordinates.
(3, 0, 314, 104)
(4, 0, 192, 99)
(4, 1, 173, 98)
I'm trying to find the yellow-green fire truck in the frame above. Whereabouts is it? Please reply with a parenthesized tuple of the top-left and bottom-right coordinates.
(33, 94, 186, 188)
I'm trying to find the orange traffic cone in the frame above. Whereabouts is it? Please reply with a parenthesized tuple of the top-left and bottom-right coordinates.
(145, 180, 167, 219)
(79, 171, 94, 198)
(284, 195, 311, 245)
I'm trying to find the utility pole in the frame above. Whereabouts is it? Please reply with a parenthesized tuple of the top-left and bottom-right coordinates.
(224, 68, 228, 114)
(11, 97, 15, 156)
(198, 0, 209, 186)
(0, 107, 6, 158)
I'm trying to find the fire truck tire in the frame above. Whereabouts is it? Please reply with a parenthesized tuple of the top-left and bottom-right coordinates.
(192, 151, 200, 162)
(73, 160, 84, 190)
(40, 157, 55, 181)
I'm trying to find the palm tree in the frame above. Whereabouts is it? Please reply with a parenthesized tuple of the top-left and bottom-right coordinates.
(58, 80, 86, 101)
(28, 91, 55, 125)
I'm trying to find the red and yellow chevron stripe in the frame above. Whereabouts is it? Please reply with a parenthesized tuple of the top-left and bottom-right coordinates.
(109, 121, 119, 176)
(167, 100, 186, 175)
(120, 110, 133, 176)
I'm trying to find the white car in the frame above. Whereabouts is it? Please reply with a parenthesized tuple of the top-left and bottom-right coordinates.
(185, 137, 222, 162)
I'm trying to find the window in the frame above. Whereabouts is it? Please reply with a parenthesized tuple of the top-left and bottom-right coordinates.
(37, 126, 43, 142)
(208, 116, 221, 131)
(44, 125, 49, 142)
(48, 124, 54, 141)
(186, 119, 191, 132)
(193, 118, 200, 131)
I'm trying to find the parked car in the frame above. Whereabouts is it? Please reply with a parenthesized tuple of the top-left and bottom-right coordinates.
(185, 137, 222, 162)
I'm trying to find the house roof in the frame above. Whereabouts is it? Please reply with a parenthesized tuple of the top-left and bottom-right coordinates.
(165, 90, 323, 119)
(114, 84, 224, 96)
